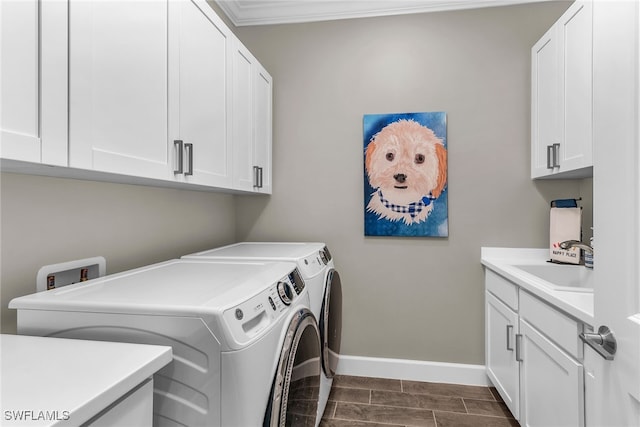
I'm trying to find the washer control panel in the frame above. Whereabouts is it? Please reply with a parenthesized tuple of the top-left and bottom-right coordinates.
(298, 253, 326, 278)
(223, 270, 300, 348)
(289, 268, 305, 295)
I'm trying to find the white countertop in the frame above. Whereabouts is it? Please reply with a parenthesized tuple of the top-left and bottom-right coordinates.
(481, 247, 594, 326)
(0, 334, 172, 427)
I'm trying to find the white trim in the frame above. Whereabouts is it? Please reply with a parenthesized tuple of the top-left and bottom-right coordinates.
(336, 354, 491, 386)
(214, 0, 554, 27)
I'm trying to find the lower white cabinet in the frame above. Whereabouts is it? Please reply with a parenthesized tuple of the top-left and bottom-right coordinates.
(486, 291, 520, 418)
(485, 269, 585, 426)
(520, 319, 584, 427)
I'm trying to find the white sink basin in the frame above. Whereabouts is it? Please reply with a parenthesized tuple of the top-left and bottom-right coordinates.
(514, 263, 594, 292)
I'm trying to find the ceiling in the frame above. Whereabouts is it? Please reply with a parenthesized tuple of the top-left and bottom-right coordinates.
(213, 0, 552, 26)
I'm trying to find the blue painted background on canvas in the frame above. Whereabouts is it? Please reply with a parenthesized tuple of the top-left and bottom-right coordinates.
(363, 112, 448, 237)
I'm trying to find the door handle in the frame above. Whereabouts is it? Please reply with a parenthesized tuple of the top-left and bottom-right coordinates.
(515, 334, 523, 362)
(547, 145, 554, 169)
(580, 325, 617, 360)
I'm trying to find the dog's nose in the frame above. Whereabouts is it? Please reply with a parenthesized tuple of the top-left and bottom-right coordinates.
(394, 173, 407, 183)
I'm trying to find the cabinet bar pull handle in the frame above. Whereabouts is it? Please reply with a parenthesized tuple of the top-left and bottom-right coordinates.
(253, 166, 263, 188)
(515, 334, 523, 362)
(184, 143, 193, 176)
(174, 140, 184, 174)
(552, 143, 560, 168)
(546, 145, 554, 169)
(506, 325, 514, 351)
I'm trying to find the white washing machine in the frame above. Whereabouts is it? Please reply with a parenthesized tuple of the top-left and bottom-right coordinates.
(9, 259, 321, 427)
(183, 242, 343, 422)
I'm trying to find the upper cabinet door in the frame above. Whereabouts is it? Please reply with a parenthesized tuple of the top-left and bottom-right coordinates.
(531, 24, 560, 178)
(232, 41, 273, 194)
(169, 0, 233, 188)
(558, 1, 593, 173)
(1, 0, 40, 163)
(254, 64, 273, 194)
(1, 0, 67, 166)
(231, 42, 256, 192)
(68, 0, 170, 180)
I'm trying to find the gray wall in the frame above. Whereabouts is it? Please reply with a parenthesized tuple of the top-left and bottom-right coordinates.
(0, 173, 236, 333)
(232, 2, 587, 365)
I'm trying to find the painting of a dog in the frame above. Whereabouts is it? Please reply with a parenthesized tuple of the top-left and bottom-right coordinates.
(364, 112, 448, 237)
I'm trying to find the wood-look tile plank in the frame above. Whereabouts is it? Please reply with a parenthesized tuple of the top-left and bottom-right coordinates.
(402, 380, 494, 400)
(332, 375, 402, 392)
(371, 389, 466, 413)
(334, 402, 436, 427)
(328, 387, 371, 404)
(320, 419, 404, 427)
(434, 411, 521, 427)
(464, 399, 514, 418)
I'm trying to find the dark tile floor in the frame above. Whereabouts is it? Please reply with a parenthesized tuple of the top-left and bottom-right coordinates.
(320, 375, 520, 427)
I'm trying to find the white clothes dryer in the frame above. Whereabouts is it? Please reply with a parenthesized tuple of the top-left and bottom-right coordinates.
(183, 242, 343, 422)
(10, 259, 321, 427)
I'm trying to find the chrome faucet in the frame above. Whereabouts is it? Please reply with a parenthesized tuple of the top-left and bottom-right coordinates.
(559, 240, 593, 254)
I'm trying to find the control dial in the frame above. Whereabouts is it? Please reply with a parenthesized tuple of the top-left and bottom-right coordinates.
(319, 249, 329, 265)
(277, 281, 294, 306)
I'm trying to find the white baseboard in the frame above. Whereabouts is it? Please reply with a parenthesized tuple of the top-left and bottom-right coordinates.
(336, 355, 490, 386)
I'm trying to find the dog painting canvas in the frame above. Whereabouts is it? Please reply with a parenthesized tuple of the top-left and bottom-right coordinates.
(364, 112, 448, 237)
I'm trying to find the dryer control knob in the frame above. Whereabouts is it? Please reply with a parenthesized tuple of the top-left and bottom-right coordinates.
(277, 281, 294, 306)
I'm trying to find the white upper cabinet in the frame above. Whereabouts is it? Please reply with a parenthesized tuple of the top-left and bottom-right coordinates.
(3, 0, 270, 194)
(232, 41, 273, 194)
(169, 0, 233, 188)
(531, 1, 593, 179)
(1, 0, 67, 166)
(254, 64, 273, 194)
(68, 0, 171, 180)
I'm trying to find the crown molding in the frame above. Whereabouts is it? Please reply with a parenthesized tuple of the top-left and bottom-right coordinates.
(214, 0, 551, 27)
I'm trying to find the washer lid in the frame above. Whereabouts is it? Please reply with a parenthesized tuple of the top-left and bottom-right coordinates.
(185, 241, 327, 260)
(9, 259, 298, 317)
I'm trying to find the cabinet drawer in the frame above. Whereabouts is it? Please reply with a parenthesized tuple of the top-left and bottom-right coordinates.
(485, 269, 518, 310)
(520, 290, 581, 358)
